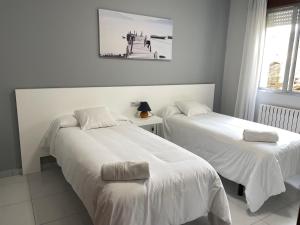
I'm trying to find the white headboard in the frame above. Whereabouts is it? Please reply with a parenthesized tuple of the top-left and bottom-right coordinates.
(16, 84, 215, 174)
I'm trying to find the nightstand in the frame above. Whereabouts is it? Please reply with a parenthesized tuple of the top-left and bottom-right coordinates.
(129, 115, 163, 135)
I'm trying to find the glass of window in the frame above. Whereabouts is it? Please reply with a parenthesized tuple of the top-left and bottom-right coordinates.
(260, 9, 294, 90)
(293, 51, 300, 92)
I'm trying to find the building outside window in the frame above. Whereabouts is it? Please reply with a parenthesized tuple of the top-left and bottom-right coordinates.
(259, 5, 300, 93)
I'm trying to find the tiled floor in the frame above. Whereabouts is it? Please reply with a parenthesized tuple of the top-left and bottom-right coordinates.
(0, 167, 91, 225)
(0, 167, 299, 225)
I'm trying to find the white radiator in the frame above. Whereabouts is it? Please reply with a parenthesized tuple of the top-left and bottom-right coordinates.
(258, 104, 300, 133)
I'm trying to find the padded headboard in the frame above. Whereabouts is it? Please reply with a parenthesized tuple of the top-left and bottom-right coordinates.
(15, 84, 215, 174)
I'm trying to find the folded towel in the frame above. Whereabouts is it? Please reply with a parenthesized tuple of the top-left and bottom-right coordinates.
(243, 129, 279, 143)
(101, 161, 150, 181)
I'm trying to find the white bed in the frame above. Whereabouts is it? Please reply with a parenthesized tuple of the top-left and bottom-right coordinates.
(48, 122, 231, 225)
(163, 112, 300, 213)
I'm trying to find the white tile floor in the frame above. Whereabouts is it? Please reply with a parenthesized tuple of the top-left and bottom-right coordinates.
(0, 167, 298, 225)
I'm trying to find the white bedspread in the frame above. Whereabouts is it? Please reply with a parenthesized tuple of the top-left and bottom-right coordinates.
(163, 113, 300, 212)
(50, 124, 231, 225)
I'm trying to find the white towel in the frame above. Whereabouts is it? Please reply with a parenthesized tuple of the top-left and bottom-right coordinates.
(243, 129, 279, 143)
(101, 161, 150, 181)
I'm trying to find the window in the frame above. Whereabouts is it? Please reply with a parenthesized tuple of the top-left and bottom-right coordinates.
(259, 5, 300, 93)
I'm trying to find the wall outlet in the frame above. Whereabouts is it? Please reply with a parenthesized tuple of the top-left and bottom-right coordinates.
(131, 101, 140, 107)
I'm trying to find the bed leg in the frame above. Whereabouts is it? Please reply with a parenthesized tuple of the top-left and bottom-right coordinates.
(238, 184, 244, 196)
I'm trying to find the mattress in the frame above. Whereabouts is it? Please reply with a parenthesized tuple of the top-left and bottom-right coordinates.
(49, 123, 231, 225)
(163, 112, 300, 212)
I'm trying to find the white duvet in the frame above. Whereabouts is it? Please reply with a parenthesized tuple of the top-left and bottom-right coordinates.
(49, 123, 231, 225)
(163, 112, 300, 212)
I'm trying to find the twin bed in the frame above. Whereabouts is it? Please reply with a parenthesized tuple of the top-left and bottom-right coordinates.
(47, 119, 231, 225)
(163, 110, 300, 213)
(15, 85, 300, 225)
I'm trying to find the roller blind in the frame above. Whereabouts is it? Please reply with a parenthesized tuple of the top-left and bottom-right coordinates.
(267, 7, 294, 26)
(268, 0, 300, 9)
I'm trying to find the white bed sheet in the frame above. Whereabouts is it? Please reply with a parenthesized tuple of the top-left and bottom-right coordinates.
(163, 112, 300, 212)
(50, 124, 231, 225)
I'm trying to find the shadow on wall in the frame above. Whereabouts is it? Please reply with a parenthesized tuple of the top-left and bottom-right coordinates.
(10, 90, 22, 169)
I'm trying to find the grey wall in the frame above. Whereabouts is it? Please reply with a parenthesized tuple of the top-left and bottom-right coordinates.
(221, 0, 249, 116)
(0, 0, 230, 172)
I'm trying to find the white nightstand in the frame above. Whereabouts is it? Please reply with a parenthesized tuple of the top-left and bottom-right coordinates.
(129, 115, 163, 135)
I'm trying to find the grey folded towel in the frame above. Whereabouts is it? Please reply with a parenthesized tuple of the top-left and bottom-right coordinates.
(243, 129, 279, 143)
(101, 161, 150, 181)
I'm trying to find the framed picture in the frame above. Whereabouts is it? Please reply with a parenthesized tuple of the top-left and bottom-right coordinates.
(98, 9, 173, 60)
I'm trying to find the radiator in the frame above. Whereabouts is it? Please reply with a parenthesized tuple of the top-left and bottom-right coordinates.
(258, 104, 300, 133)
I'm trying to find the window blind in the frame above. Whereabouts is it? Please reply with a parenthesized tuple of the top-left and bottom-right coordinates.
(267, 7, 294, 26)
(267, 5, 300, 27)
(268, 0, 300, 9)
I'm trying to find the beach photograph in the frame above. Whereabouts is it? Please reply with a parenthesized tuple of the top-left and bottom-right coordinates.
(98, 9, 173, 60)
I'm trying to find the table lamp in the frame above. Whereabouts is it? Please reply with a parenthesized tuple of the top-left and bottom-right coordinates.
(138, 102, 151, 118)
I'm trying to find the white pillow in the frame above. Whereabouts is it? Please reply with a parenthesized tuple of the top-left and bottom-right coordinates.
(158, 105, 181, 119)
(56, 115, 78, 128)
(74, 107, 118, 130)
(111, 112, 130, 121)
(175, 101, 211, 116)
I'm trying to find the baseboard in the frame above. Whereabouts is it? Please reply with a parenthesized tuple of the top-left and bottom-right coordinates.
(0, 161, 60, 179)
(0, 168, 22, 178)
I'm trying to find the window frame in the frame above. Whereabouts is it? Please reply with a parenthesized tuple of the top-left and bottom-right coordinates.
(259, 4, 300, 95)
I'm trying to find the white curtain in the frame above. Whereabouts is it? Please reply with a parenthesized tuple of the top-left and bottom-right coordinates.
(234, 0, 267, 121)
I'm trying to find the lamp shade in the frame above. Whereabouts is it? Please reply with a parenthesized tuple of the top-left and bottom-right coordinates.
(138, 102, 151, 112)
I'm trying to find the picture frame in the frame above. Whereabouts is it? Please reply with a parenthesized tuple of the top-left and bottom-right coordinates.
(98, 9, 173, 61)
